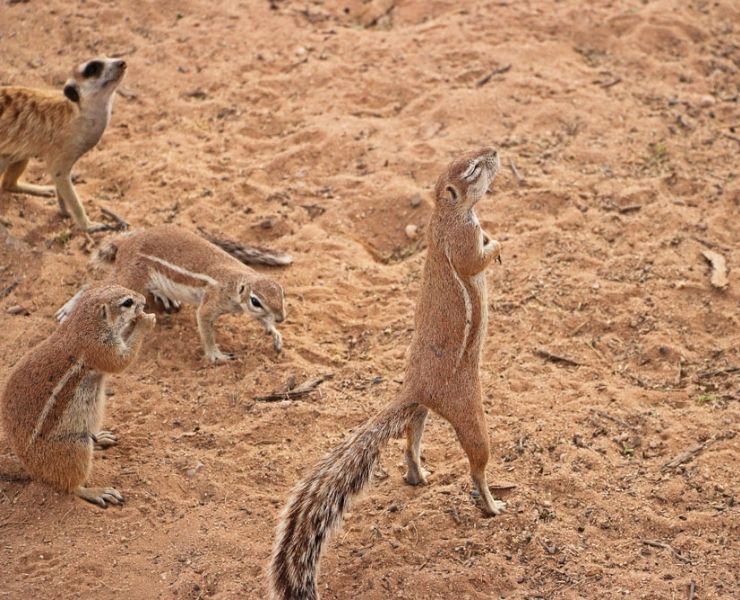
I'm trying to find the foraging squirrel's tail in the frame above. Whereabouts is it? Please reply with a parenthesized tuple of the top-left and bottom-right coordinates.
(198, 228, 293, 267)
(269, 399, 418, 600)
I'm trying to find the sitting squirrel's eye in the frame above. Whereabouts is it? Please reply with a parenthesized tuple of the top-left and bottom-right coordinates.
(121, 298, 134, 308)
(250, 295, 263, 309)
(82, 60, 104, 78)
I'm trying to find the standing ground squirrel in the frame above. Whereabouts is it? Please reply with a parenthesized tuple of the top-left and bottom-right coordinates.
(57, 225, 287, 363)
(270, 148, 504, 599)
(1, 284, 155, 507)
(0, 57, 126, 232)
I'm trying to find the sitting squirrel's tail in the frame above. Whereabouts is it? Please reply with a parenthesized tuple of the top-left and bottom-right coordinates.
(269, 399, 418, 600)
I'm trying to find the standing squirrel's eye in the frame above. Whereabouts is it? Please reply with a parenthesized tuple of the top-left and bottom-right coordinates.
(121, 298, 134, 308)
(250, 296, 263, 309)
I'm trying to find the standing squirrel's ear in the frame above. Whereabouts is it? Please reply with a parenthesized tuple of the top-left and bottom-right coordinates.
(63, 80, 80, 103)
(100, 303, 110, 322)
(446, 185, 459, 204)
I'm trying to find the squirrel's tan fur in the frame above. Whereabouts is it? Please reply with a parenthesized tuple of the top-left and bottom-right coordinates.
(1, 284, 155, 507)
(270, 148, 504, 600)
(0, 57, 126, 232)
(57, 225, 286, 363)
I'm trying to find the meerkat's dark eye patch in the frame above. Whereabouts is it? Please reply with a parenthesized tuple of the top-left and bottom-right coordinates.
(120, 298, 134, 308)
(82, 60, 104, 79)
(63, 82, 80, 103)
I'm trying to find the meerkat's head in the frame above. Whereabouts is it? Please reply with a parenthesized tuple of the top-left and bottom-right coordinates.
(434, 147, 500, 211)
(63, 57, 127, 105)
(62, 284, 155, 358)
(239, 277, 286, 352)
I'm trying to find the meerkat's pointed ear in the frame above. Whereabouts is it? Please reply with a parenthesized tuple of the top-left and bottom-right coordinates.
(63, 80, 80, 103)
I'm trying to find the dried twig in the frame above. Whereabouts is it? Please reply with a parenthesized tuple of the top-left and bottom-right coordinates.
(701, 250, 729, 289)
(477, 64, 512, 87)
(661, 432, 735, 472)
(254, 373, 333, 402)
(696, 366, 739, 379)
(100, 207, 130, 231)
(508, 157, 527, 186)
(641, 539, 690, 563)
(591, 409, 630, 429)
(535, 348, 582, 367)
(198, 227, 293, 266)
(598, 77, 622, 89)
(0, 280, 19, 300)
(688, 581, 696, 600)
(618, 204, 642, 214)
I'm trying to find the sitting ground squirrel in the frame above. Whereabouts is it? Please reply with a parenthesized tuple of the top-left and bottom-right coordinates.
(1, 284, 155, 507)
(0, 57, 127, 232)
(57, 225, 287, 363)
(270, 148, 504, 600)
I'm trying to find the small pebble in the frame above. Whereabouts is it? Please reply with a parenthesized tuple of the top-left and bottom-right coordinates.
(405, 224, 418, 240)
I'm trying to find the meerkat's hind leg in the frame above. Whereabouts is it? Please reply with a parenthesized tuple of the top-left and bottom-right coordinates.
(91, 431, 117, 449)
(404, 405, 431, 486)
(49, 166, 105, 231)
(74, 486, 123, 508)
(1, 159, 56, 197)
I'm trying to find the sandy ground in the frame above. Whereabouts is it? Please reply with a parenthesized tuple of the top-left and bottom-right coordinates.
(1, 0, 738, 598)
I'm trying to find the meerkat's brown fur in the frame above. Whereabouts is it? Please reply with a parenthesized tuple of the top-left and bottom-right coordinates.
(0, 57, 126, 232)
(270, 148, 504, 599)
(57, 224, 286, 363)
(1, 284, 155, 507)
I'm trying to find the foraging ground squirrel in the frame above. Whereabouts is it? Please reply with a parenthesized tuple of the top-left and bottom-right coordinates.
(270, 148, 504, 599)
(0, 57, 126, 232)
(57, 225, 287, 363)
(1, 284, 154, 507)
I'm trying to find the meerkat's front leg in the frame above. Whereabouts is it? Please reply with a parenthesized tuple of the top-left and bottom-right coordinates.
(49, 163, 107, 232)
(1, 159, 57, 197)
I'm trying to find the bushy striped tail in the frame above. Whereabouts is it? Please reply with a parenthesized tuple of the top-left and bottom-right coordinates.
(270, 400, 418, 600)
(198, 228, 293, 267)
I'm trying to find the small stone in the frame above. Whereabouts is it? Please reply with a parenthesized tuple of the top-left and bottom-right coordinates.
(260, 218, 274, 229)
(410, 194, 422, 208)
(6, 305, 29, 315)
(698, 95, 715, 108)
(405, 224, 418, 240)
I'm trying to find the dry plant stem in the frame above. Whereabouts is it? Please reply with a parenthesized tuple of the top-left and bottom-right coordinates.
(661, 432, 736, 472)
(641, 540, 690, 563)
(254, 373, 333, 402)
(535, 348, 582, 366)
(508, 157, 526, 186)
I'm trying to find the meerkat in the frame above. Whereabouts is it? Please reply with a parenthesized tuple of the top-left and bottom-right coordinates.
(270, 148, 504, 600)
(0, 57, 127, 232)
(1, 284, 155, 507)
(56, 224, 287, 363)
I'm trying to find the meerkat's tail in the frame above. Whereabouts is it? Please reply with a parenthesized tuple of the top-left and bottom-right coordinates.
(198, 228, 293, 267)
(269, 398, 419, 600)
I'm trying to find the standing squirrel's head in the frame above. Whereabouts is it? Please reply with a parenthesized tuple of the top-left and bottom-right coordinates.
(434, 147, 500, 211)
(61, 284, 155, 365)
(63, 57, 127, 106)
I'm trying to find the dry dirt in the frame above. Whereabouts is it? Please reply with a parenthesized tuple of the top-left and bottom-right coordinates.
(1, 0, 738, 598)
